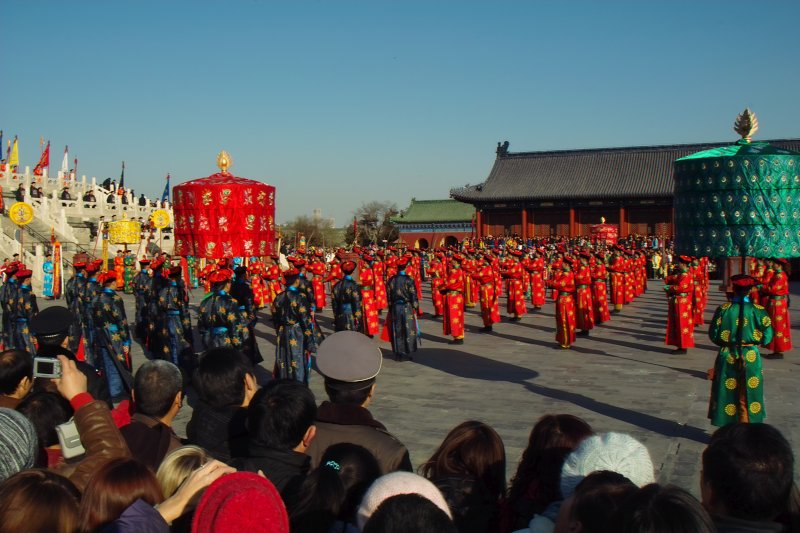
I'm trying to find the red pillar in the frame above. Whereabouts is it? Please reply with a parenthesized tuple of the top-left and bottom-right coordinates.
(521, 208, 528, 240)
(569, 207, 576, 237)
(619, 206, 626, 237)
(476, 210, 483, 239)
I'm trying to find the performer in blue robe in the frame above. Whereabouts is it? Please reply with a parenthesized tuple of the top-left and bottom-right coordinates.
(331, 260, 363, 332)
(385, 258, 420, 361)
(42, 254, 55, 299)
(271, 268, 318, 384)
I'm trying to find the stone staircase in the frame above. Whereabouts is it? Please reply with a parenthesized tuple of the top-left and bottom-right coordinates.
(0, 165, 174, 294)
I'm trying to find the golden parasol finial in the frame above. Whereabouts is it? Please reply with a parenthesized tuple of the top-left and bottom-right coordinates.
(734, 108, 758, 142)
(217, 150, 233, 173)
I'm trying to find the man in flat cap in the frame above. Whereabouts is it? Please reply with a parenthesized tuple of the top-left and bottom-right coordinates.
(306, 331, 411, 474)
(30, 306, 111, 404)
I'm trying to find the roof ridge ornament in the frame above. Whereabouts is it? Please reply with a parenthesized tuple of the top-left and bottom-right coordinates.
(216, 150, 233, 173)
(734, 108, 758, 143)
(496, 140, 510, 158)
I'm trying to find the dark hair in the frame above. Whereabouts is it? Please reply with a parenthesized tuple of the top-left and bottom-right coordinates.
(563, 470, 637, 533)
(362, 493, 457, 533)
(702, 423, 794, 521)
(16, 391, 74, 450)
(234, 266, 247, 277)
(324, 379, 374, 406)
(133, 360, 183, 418)
(612, 484, 715, 533)
(289, 443, 381, 532)
(507, 414, 593, 517)
(419, 420, 507, 502)
(78, 458, 164, 533)
(247, 379, 316, 450)
(0, 469, 80, 533)
(193, 347, 254, 408)
(0, 349, 33, 395)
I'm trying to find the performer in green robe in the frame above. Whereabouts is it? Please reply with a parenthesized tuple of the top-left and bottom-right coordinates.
(708, 274, 774, 427)
(123, 252, 136, 294)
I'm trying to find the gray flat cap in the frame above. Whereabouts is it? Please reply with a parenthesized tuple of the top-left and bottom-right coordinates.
(315, 330, 382, 383)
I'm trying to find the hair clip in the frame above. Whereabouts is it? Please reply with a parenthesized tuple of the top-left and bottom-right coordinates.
(325, 460, 341, 471)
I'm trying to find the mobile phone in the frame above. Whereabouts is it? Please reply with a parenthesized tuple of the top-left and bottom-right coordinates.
(33, 357, 62, 379)
(56, 419, 86, 459)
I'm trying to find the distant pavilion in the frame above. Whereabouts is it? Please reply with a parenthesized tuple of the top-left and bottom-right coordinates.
(450, 139, 800, 239)
(392, 198, 475, 249)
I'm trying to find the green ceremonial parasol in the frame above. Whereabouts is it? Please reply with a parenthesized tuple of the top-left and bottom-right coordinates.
(673, 109, 800, 258)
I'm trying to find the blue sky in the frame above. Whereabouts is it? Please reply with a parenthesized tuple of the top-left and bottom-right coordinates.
(2, 1, 798, 225)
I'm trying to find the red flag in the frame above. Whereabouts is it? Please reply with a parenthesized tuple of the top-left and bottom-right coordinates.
(33, 141, 50, 176)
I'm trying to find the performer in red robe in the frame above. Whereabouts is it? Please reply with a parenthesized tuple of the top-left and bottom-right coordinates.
(500, 250, 527, 320)
(608, 247, 626, 313)
(473, 254, 500, 332)
(526, 250, 546, 310)
(114, 250, 125, 288)
(664, 255, 695, 354)
(623, 252, 635, 304)
(574, 252, 595, 336)
(428, 253, 445, 317)
(763, 258, 792, 358)
(358, 255, 380, 337)
(373, 251, 388, 312)
(548, 258, 576, 349)
(591, 253, 611, 325)
(263, 257, 283, 305)
(441, 254, 465, 344)
(410, 251, 424, 317)
(691, 258, 705, 327)
(307, 250, 327, 311)
(324, 252, 344, 293)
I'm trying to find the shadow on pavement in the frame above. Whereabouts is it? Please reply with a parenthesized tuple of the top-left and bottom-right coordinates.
(522, 381, 710, 445)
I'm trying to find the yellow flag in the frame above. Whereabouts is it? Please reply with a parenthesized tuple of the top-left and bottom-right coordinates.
(8, 138, 19, 168)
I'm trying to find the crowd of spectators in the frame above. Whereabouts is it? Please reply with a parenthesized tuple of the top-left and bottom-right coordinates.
(0, 317, 796, 532)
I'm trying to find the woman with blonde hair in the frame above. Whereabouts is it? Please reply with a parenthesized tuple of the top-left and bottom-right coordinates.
(157, 445, 210, 498)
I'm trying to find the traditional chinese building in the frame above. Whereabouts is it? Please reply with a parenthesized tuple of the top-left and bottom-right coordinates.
(392, 198, 475, 249)
(451, 139, 800, 239)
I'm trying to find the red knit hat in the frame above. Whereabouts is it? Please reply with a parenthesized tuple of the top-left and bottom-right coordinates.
(192, 472, 288, 533)
(85, 262, 101, 274)
(15, 269, 33, 280)
(99, 271, 117, 284)
(341, 261, 356, 274)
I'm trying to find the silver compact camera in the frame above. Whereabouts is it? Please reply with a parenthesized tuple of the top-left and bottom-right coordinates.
(33, 357, 62, 379)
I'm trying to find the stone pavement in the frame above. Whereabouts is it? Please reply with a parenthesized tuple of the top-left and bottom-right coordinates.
(43, 278, 799, 497)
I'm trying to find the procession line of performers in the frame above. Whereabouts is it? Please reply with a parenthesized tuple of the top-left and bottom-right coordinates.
(1, 241, 792, 429)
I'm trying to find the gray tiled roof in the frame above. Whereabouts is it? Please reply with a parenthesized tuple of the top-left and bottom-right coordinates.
(451, 139, 800, 203)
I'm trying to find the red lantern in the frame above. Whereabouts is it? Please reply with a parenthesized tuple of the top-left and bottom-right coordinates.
(172, 152, 276, 258)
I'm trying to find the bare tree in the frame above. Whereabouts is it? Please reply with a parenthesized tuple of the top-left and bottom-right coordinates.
(345, 201, 399, 246)
(283, 215, 343, 248)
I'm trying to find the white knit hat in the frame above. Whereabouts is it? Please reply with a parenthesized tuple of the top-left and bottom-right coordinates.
(356, 472, 452, 529)
(0, 408, 38, 482)
(560, 432, 654, 499)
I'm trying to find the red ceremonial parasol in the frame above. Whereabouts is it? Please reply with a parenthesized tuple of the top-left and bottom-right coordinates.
(172, 151, 276, 258)
(590, 218, 618, 245)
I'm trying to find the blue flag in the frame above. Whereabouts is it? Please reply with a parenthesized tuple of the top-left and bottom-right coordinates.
(161, 173, 170, 203)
